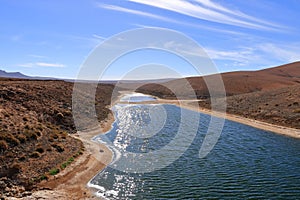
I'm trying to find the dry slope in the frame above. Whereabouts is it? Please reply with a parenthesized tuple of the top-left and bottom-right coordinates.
(0, 78, 115, 198)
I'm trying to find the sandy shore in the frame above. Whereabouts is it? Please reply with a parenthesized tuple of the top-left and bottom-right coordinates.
(10, 113, 115, 200)
(13, 92, 123, 200)
(179, 101, 300, 139)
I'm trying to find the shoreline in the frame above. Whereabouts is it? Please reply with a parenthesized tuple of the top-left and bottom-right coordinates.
(18, 91, 123, 200)
(17, 92, 299, 199)
(178, 101, 300, 139)
(14, 113, 116, 200)
(119, 97, 300, 139)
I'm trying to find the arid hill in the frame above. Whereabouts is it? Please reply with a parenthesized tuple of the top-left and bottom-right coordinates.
(0, 78, 114, 198)
(137, 62, 300, 129)
(137, 61, 300, 98)
(196, 84, 300, 129)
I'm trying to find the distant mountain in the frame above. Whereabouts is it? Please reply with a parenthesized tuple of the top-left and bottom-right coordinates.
(0, 70, 30, 79)
(0, 69, 171, 84)
(0, 69, 61, 81)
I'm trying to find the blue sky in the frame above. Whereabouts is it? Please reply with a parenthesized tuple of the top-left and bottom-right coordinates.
(1, 0, 300, 79)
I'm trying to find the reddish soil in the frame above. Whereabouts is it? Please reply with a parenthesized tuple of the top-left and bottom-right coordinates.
(224, 84, 300, 129)
(137, 62, 300, 129)
(137, 62, 300, 98)
(0, 79, 115, 198)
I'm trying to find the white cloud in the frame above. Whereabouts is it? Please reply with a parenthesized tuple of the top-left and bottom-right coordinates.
(258, 43, 300, 63)
(194, 0, 277, 27)
(36, 62, 65, 67)
(98, 1, 282, 35)
(206, 47, 257, 62)
(162, 40, 208, 58)
(128, 0, 282, 31)
(18, 62, 65, 68)
(92, 34, 106, 40)
(133, 21, 251, 37)
(97, 3, 178, 23)
(205, 43, 300, 68)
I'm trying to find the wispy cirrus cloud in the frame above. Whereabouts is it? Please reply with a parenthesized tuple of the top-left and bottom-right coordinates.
(161, 40, 300, 69)
(97, 1, 285, 34)
(193, 0, 276, 26)
(125, 0, 283, 31)
(206, 47, 257, 63)
(206, 43, 300, 67)
(96, 3, 180, 24)
(35, 62, 65, 67)
(133, 22, 252, 37)
(92, 34, 106, 40)
(257, 43, 300, 63)
(18, 62, 65, 68)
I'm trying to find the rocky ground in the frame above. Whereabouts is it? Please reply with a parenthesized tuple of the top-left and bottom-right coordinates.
(224, 84, 300, 129)
(0, 78, 115, 199)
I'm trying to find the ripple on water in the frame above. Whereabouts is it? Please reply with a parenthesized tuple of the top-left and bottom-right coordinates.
(91, 104, 300, 199)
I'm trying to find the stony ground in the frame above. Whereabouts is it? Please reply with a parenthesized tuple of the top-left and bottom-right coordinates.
(224, 84, 300, 129)
(0, 78, 115, 198)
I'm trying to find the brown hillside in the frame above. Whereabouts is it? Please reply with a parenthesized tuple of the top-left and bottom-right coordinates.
(137, 62, 300, 98)
(0, 79, 114, 197)
(136, 62, 300, 129)
(225, 84, 300, 129)
(196, 84, 300, 129)
(220, 61, 300, 95)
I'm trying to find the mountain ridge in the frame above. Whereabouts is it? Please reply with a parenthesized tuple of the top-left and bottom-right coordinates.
(0, 70, 30, 79)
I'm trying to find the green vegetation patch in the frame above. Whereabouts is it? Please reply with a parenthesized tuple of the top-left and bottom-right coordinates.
(60, 156, 75, 170)
(49, 168, 60, 176)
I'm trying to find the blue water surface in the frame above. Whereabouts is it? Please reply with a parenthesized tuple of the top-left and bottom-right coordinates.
(91, 104, 300, 199)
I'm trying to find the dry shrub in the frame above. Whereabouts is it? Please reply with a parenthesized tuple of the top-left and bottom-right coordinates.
(30, 151, 41, 158)
(16, 134, 26, 143)
(24, 130, 38, 140)
(3, 133, 20, 146)
(51, 143, 64, 152)
(36, 147, 44, 154)
(0, 140, 8, 152)
(6, 162, 22, 178)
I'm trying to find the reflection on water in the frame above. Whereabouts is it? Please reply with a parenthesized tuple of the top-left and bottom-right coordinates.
(90, 96, 300, 199)
(115, 104, 167, 139)
(120, 93, 157, 103)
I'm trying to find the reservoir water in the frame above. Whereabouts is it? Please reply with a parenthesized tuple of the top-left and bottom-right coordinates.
(90, 95, 300, 199)
(120, 93, 157, 103)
